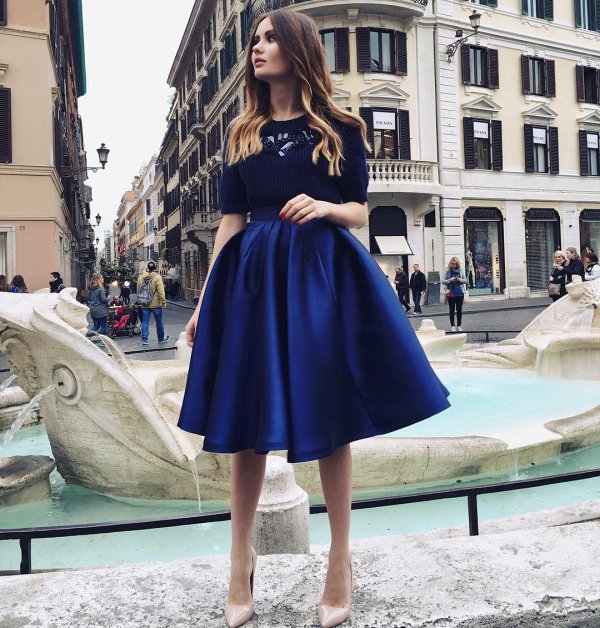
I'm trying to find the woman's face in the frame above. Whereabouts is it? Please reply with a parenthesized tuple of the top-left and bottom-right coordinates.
(450, 260, 458, 268)
(251, 18, 292, 82)
(566, 249, 574, 259)
(555, 254, 564, 264)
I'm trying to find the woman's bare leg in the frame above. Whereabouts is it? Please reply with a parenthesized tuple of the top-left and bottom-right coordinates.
(318, 444, 353, 606)
(227, 449, 266, 605)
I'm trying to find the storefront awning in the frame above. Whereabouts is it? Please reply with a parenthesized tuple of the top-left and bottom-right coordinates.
(374, 236, 414, 256)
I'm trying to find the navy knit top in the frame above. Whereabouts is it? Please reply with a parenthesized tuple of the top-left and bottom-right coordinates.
(220, 114, 369, 215)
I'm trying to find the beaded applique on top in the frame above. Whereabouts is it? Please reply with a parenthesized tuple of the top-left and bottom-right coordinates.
(261, 129, 318, 157)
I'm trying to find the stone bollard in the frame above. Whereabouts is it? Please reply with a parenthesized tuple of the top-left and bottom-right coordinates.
(251, 455, 310, 555)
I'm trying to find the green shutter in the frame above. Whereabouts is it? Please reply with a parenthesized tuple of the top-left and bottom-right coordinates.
(522, 0, 528, 15)
(575, 0, 582, 28)
(595, 0, 600, 30)
(544, 0, 554, 20)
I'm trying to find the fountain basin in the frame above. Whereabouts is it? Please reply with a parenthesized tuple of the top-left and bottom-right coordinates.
(0, 455, 55, 509)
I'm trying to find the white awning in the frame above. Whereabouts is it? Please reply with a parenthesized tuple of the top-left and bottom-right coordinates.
(374, 236, 414, 256)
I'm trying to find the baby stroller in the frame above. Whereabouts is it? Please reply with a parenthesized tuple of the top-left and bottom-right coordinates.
(108, 306, 141, 338)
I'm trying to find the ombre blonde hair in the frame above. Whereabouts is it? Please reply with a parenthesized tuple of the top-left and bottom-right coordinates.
(447, 257, 461, 269)
(89, 273, 104, 289)
(226, 9, 371, 177)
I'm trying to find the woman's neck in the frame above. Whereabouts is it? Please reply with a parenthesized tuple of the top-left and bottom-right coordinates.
(268, 79, 304, 121)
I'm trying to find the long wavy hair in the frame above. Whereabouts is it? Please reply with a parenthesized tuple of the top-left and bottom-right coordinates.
(89, 273, 104, 289)
(226, 9, 370, 176)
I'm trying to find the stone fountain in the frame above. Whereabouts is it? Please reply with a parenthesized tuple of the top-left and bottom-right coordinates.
(0, 281, 599, 506)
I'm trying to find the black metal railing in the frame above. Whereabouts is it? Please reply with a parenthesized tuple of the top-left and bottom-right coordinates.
(1, 466, 598, 575)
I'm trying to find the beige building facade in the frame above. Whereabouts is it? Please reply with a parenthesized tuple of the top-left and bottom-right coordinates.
(0, 0, 94, 292)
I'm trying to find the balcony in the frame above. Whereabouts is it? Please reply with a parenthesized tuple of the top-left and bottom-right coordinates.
(249, 0, 427, 21)
(366, 159, 440, 195)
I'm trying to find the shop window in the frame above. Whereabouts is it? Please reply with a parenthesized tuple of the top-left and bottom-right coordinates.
(464, 207, 505, 295)
(580, 209, 600, 256)
(524, 209, 560, 290)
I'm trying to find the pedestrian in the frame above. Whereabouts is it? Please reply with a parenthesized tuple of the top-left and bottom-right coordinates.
(409, 263, 427, 314)
(136, 261, 170, 346)
(120, 281, 131, 306)
(49, 271, 65, 293)
(584, 252, 600, 281)
(88, 273, 109, 335)
(176, 10, 449, 628)
(0, 275, 8, 292)
(394, 267, 410, 312)
(563, 247, 585, 283)
(9, 275, 28, 293)
(442, 257, 467, 331)
(548, 250, 567, 302)
(171, 279, 180, 300)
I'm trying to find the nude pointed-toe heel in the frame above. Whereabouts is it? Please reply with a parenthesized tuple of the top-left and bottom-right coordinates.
(317, 563, 353, 628)
(224, 547, 257, 628)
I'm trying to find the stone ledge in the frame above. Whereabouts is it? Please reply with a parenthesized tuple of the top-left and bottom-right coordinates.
(0, 520, 599, 627)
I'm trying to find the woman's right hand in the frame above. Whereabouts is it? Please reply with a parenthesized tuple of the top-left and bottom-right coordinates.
(185, 313, 199, 348)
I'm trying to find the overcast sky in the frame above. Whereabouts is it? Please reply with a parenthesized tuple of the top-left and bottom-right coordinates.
(78, 0, 195, 242)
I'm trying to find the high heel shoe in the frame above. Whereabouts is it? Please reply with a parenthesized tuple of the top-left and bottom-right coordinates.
(317, 562, 352, 628)
(224, 546, 257, 628)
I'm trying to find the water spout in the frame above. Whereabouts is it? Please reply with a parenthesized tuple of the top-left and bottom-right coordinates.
(0, 374, 17, 393)
(189, 460, 202, 511)
(0, 384, 58, 452)
(510, 449, 520, 481)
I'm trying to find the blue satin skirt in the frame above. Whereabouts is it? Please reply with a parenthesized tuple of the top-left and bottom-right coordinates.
(177, 209, 450, 463)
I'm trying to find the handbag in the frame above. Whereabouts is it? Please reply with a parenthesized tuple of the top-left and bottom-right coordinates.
(445, 288, 454, 300)
(547, 282, 561, 297)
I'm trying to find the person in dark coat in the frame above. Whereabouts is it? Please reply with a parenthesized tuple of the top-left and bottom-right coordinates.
(88, 273, 109, 335)
(563, 247, 585, 284)
(120, 281, 131, 306)
(394, 267, 410, 312)
(409, 263, 427, 314)
(49, 272, 65, 293)
(548, 250, 567, 302)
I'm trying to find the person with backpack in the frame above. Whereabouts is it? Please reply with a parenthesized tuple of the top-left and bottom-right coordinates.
(49, 272, 65, 293)
(136, 261, 169, 346)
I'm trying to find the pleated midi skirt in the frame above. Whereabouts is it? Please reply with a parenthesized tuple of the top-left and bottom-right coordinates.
(177, 209, 450, 463)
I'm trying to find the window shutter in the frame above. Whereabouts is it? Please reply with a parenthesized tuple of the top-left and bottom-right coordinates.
(491, 120, 503, 171)
(579, 130, 590, 176)
(543, 0, 554, 20)
(0, 0, 6, 26)
(359, 107, 375, 154)
(486, 0, 498, 6)
(335, 28, 350, 73)
(461, 45, 471, 85)
(545, 59, 556, 97)
(0, 87, 12, 163)
(548, 126, 559, 174)
(488, 49, 499, 89)
(521, 0, 528, 14)
(576, 66, 586, 101)
(521, 55, 531, 94)
(597, 69, 600, 104)
(524, 124, 534, 173)
(596, 0, 600, 31)
(575, 0, 582, 28)
(463, 117, 475, 170)
(356, 28, 371, 72)
(398, 109, 411, 160)
(220, 48, 226, 81)
(396, 31, 407, 75)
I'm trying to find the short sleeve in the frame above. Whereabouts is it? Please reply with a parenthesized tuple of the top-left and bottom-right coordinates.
(219, 127, 249, 214)
(338, 123, 369, 203)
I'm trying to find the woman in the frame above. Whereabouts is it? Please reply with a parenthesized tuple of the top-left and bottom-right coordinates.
(177, 10, 449, 628)
(549, 250, 567, 302)
(9, 275, 28, 293)
(442, 257, 467, 331)
(88, 273, 109, 335)
(563, 247, 585, 283)
(0, 275, 8, 292)
(584, 252, 600, 281)
(394, 266, 410, 312)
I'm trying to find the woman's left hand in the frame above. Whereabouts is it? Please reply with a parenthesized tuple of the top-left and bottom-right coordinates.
(280, 195, 331, 225)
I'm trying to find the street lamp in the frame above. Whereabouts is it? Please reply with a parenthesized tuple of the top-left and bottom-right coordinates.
(446, 10, 482, 62)
(95, 213, 101, 226)
(96, 143, 110, 169)
(153, 226, 158, 235)
(95, 237, 100, 246)
(59, 143, 111, 177)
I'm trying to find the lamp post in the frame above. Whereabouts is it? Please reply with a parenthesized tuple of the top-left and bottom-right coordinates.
(59, 143, 111, 177)
(446, 10, 482, 62)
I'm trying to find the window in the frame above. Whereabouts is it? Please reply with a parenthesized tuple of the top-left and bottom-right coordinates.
(580, 131, 600, 176)
(463, 118, 503, 171)
(320, 29, 349, 73)
(356, 28, 407, 76)
(575, 0, 600, 31)
(0, 0, 6, 26)
(240, 3, 252, 49)
(576, 66, 600, 104)
(524, 124, 559, 174)
(521, 56, 555, 97)
(469, 0, 498, 6)
(359, 108, 411, 160)
(146, 199, 152, 216)
(461, 45, 499, 88)
(522, 0, 553, 20)
(0, 87, 11, 163)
